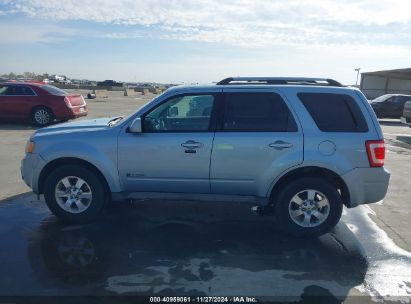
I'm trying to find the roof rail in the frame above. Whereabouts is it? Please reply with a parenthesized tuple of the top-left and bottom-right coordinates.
(216, 77, 343, 87)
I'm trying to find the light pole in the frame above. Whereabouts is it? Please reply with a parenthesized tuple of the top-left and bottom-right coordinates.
(355, 68, 361, 86)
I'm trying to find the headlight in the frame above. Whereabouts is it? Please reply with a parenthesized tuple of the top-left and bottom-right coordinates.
(25, 140, 35, 153)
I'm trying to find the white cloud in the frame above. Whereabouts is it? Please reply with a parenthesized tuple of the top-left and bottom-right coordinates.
(2, 0, 411, 48)
(1, 0, 411, 84)
(0, 22, 78, 44)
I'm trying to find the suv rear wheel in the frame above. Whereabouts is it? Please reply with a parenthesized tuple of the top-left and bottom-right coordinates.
(44, 165, 109, 223)
(274, 177, 343, 237)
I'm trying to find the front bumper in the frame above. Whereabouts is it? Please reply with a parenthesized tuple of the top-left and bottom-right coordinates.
(21, 153, 46, 193)
(341, 167, 390, 208)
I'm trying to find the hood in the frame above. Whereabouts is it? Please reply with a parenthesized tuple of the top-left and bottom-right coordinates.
(33, 117, 119, 136)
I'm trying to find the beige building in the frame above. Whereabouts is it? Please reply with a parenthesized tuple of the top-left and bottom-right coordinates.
(360, 68, 411, 99)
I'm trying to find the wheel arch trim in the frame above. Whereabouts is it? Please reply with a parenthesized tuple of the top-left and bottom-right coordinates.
(267, 165, 351, 207)
(38, 157, 118, 195)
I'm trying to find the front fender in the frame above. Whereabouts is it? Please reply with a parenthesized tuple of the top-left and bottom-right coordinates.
(37, 136, 121, 193)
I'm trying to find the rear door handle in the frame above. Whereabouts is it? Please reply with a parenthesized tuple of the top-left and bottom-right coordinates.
(181, 140, 203, 149)
(269, 140, 293, 150)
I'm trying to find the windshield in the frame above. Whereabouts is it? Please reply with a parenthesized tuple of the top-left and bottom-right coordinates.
(42, 85, 69, 96)
(371, 95, 392, 103)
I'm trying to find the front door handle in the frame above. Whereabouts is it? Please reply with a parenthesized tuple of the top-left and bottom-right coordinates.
(269, 140, 293, 150)
(181, 140, 203, 149)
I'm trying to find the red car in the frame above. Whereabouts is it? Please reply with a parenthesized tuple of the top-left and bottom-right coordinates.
(0, 82, 88, 126)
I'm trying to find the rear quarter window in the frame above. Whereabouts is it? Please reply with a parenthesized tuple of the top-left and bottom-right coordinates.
(298, 93, 368, 132)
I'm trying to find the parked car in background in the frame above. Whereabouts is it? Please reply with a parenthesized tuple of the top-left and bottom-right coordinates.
(0, 82, 88, 126)
(49, 75, 69, 84)
(21, 77, 390, 237)
(401, 101, 411, 127)
(369, 94, 411, 118)
(97, 80, 123, 87)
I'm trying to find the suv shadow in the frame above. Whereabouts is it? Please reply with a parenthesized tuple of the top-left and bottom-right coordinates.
(25, 200, 368, 300)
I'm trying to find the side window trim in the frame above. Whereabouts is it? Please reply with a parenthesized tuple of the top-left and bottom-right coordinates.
(141, 92, 222, 133)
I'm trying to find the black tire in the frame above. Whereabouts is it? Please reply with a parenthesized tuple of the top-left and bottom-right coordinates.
(44, 165, 109, 223)
(31, 106, 54, 126)
(274, 177, 343, 237)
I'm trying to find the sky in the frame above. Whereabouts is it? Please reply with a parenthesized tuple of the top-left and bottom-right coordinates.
(0, 0, 411, 84)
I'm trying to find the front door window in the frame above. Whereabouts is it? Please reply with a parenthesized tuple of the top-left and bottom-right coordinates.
(144, 95, 214, 132)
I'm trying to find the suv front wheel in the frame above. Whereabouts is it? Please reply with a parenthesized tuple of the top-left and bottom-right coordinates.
(44, 165, 109, 223)
(274, 177, 343, 237)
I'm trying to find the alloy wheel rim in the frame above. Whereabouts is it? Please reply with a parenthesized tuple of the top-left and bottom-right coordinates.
(55, 176, 93, 214)
(288, 189, 330, 228)
(34, 109, 50, 125)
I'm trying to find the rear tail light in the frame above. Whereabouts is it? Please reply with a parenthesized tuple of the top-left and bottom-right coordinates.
(64, 97, 72, 108)
(366, 140, 385, 167)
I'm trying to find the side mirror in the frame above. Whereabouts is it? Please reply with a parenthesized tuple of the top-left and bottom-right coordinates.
(128, 117, 142, 133)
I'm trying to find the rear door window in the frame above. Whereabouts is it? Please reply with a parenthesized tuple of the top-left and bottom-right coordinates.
(221, 92, 297, 132)
(21, 86, 36, 96)
(298, 93, 368, 132)
(397, 96, 411, 103)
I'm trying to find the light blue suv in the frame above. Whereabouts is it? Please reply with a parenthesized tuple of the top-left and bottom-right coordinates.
(21, 77, 390, 236)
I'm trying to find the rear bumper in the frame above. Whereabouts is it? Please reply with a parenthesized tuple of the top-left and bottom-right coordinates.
(56, 106, 88, 120)
(341, 167, 390, 208)
(71, 105, 88, 117)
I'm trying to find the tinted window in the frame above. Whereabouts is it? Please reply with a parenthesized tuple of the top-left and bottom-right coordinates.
(222, 92, 297, 132)
(5, 85, 35, 96)
(298, 93, 368, 132)
(21, 86, 35, 95)
(144, 94, 214, 132)
(397, 96, 411, 103)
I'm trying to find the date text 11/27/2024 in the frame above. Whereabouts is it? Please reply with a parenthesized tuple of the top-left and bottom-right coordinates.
(149, 296, 258, 303)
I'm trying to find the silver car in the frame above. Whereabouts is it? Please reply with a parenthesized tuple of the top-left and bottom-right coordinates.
(21, 77, 390, 236)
